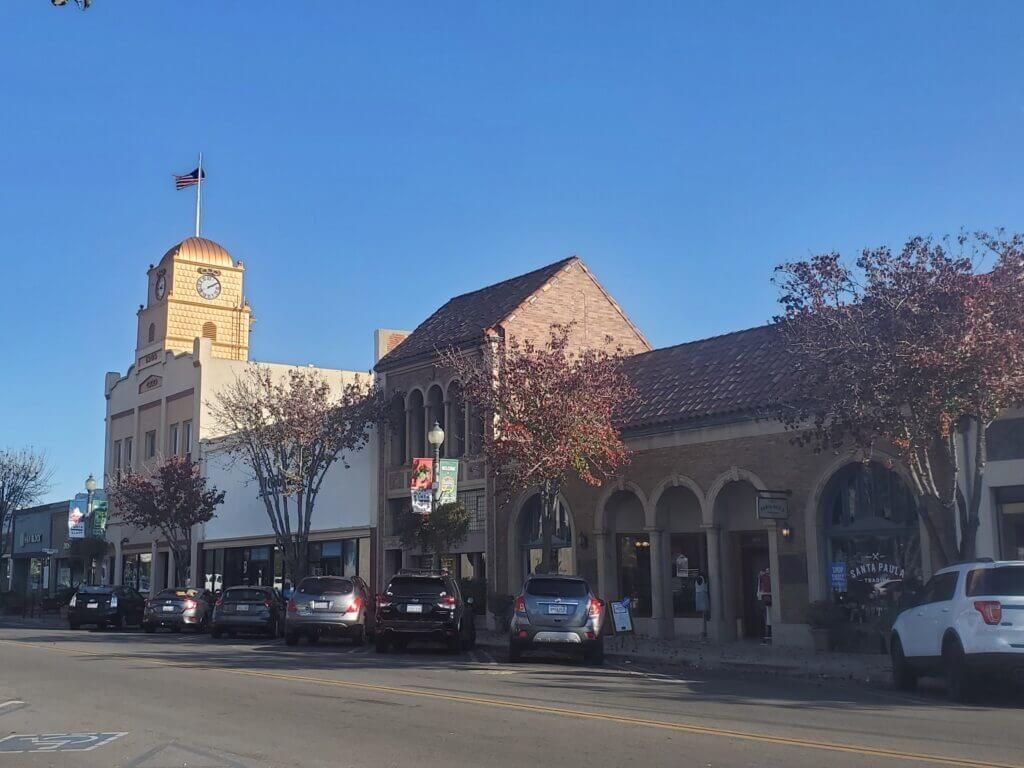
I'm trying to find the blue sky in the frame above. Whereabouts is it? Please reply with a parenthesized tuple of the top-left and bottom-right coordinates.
(2, 2, 1022, 502)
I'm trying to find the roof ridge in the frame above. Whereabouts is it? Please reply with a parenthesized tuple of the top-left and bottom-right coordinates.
(626, 322, 778, 362)
(445, 255, 578, 303)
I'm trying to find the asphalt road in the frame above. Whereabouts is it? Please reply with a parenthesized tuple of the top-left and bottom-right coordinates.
(0, 625, 1021, 768)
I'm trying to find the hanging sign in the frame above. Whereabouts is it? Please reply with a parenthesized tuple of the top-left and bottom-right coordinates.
(756, 491, 790, 520)
(411, 490, 433, 516)
(91, 497, 108, 537)
(410, 458, 434, 491)
(610, 598, 634, 634)
(437, 459, 459, 505)
(68, 498, 87, 540)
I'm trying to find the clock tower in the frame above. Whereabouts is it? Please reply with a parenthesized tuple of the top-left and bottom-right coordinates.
(135, 236, 252, 365)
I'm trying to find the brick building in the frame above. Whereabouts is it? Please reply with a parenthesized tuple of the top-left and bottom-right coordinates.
(375, 256, 1020, 649)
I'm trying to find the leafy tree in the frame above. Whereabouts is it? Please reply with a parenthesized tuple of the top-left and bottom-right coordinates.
(51, 0, 91, 9)
(397, 502, 470, 572)
(211, 365, 387, 582)
(0, 448, 52, 561)
(443, 324, 635, 574)
(109, 455, 224, 586)
(774, 232, 1024, 564)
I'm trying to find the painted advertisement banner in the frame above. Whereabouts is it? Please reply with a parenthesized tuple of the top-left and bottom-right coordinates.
(91, 498, 108, 537)
(411, 489, 433, 516)
(437, 459, 459, 505)
(410, 458, 434, 491)
(68, 498, 87, 540)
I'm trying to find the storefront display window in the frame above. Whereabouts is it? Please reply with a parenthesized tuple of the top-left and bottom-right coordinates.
(823, 462, 921, 621)
(122, 552, 152, 593)
(617, 534, 652, 617)
(996, 487, 1024, 561)
(669, 533, 709, 617)
(520, 495, 575, 576)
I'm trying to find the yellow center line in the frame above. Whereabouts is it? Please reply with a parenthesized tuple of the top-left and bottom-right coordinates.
(1, 637, 1016, 768)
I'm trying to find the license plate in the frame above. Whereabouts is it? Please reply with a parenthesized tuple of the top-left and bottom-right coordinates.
(87, 603, 98, 609)
(406, 604, 423, 614)
(236, 604, 249, 611)
(162, 606, 175, 612)
(547, 605, 569, 615)
(313, 601, 330, 610)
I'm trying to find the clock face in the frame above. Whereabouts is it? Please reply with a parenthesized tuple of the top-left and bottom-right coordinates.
(154, 274, 167, 300)
(196, 274, 221, 300)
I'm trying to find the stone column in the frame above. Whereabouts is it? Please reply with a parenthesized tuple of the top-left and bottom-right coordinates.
(767, 524, 783, 629)
(167, 548, 177, 588)
(703, 524, 724, 641)
(149, 540, 158, 598)
(190, 528, 202, 588)
(113, 536, 123, 586)
(442, 400, 451, 459)
(404, 408, 412, 463)
(593, 530, 610, 601)
(645, 526, 670, 639)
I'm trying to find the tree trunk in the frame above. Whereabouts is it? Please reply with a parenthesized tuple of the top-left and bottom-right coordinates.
(919, 496, 958, 569)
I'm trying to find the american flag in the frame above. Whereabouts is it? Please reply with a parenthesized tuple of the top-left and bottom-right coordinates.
(174, 167, 205, 190)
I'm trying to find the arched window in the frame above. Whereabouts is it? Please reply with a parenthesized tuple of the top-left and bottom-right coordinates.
(407, 389, 425, 458)
(147, 323, 156, 343)
(822, 462, 921, 617)
(447, 380, 466, 458)
(202, 322, 217, 341)
(389, 393, 407, 466)
(519, 495, 575, 576)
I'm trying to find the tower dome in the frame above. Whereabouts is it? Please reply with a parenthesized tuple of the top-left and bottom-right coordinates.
(161, 236, 234, 267)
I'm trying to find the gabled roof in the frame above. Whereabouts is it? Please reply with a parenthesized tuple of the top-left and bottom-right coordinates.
(618, 324, 796, 432)
(375, 257, 578, 370)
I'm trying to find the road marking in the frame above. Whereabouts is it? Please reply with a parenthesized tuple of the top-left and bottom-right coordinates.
(0, 732, 127, 753)
(0, 701, 25, 710)
(0, 638, 1016, 768)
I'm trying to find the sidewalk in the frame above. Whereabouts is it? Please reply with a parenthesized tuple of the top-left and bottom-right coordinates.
(477, 630, 891, 684)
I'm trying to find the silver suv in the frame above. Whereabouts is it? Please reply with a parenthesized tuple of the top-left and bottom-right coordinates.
(285, 576, 374, 646)
(509, 575, 605, 664)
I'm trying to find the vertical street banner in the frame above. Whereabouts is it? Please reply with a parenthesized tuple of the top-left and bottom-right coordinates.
(68, 497, 87, 539)
(91, 496, 108, 538)
(437, 459, 459, 505)
(410, 458, 433, 515)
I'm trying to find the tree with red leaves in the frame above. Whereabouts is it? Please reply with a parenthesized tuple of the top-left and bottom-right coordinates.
(109, 455, 225, 586)
(443, 324, 636, 574)
(775, 232, 1024, 564)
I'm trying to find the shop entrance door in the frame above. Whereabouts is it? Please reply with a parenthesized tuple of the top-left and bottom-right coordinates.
(739, 532, 769, 640)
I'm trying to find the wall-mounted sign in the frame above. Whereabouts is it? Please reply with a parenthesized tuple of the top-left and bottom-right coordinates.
(830, 562, 848, 592)
(756, 492, 790, 520)
(20, 532, 42, 546)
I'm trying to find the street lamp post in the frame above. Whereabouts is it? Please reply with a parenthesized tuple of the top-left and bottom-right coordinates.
(84, 474, 97, 585)
(426, 421, 445, 571)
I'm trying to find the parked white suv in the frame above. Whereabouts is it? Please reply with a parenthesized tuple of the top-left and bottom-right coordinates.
(890, 560, 1024, 700)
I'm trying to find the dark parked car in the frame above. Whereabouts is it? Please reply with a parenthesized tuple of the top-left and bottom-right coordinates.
(375, 570, 476, 654)
(143, 588, 216, 633)
(508, 575, 605, 664)
(210, 586, 284, 639)
(285, 576, 375, 646)
(68, 585, 147, 630)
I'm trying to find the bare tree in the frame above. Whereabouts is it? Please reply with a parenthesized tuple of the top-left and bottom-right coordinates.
(210, 365, 387, 582)
(0, 448, 53, 560)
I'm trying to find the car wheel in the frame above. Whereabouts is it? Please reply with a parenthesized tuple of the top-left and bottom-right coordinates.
(352, 625, 366, 646)
(944, 638, 973, 703)
(375, 635, 390, 654)
(143, 624, 156, 634)
(891, 636, 917, 691)
(285, 632, 299, 647)
(508, 643, 522, 663)
(585, 641, 605, 666)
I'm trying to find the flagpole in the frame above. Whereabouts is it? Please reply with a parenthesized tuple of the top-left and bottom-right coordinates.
(195, 152, 203, 237)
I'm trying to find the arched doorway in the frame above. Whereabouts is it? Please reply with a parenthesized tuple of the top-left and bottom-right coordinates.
(606, 489, 651, 617)
(517, 494, 575, 579)
(712, 477, 768, 640)
(821, 462, 921, 621)
(654, 484, 707, 629)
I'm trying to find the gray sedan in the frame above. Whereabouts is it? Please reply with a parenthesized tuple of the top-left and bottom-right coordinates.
(285, 576, 374, 646)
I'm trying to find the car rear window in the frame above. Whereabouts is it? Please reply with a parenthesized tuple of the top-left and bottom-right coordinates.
(155, 589, 198, 599)
(298, 578, 353, 596)
(966, 566, 1024, 597)
(224, 589, 269, 601)
(387, 577, 446, 597)
(526, 578, 588, 598)
(78, 586, 113, 595)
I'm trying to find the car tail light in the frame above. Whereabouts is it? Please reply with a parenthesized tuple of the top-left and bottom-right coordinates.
(377, 594, 393, 609)
(287, 598, 297, 614)
(264, 599, 273, 608)
(346, 597, 362, 614)
(215, 598, 223, 607)
(183, 599, 197, 610)
(975, 600, 1002, 625)
(438, 595, 456, 609)
(514, 596, 526, 614)
(518, 629, 528, 639)
(588, 598, 603, 619)
(69, 594, 77, 608)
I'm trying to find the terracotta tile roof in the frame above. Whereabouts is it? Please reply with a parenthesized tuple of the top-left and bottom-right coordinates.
(375, 256, 578, 370)
(618, 324, 796, 431)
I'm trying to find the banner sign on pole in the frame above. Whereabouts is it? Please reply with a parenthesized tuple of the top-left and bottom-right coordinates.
(437, 459, 459, 505)
(91, 497, 108, 537)
(68, 498, 86, 540)
(411, 489, 433, 516)
(410, 458, 434, 491)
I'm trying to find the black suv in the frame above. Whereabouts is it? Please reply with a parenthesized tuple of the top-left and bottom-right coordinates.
(375, 570, 476, 654)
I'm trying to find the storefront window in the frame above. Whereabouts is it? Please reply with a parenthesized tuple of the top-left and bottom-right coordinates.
(823, 462, 921, 621)
(617, 534, 652, 617)
(122, 552, 152, 593)
(669, 533, 709, 617)
(996, 487, 1024, 560)
(520, 495, 575, 576)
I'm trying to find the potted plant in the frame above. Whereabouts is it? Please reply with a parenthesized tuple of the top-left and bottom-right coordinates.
(807, 600, 845, 651)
